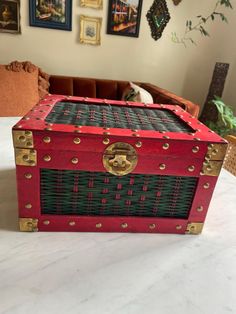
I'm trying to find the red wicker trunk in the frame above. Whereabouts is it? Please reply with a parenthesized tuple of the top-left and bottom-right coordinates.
(12, 95, 227, 234)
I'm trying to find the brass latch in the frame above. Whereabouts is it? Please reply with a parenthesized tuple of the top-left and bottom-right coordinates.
(19, 218, 38, 232)
(186, 222, 204, 235)
(103, 142, 138, 176)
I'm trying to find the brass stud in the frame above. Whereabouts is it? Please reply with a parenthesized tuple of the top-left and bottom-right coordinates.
(188, 165, 195, 172)
(194, 138, 201, 141)
(132, 133, 139, 137)
(103, 127, 110, 130)
(121, 223, 128, 229)
(96, 223, 102, 229)
(163, 136, 170, 139)
(71, 157, 79, 164)
(69, 221, 76, 226)
(103, 132, 110, 135)
(43, 220, 50, 225)
(208, 144, 214, 149)
(197, 206, 204, 212)
(212, 149, 219, 156)
(25, 203, 32, 209)
(204, 183, 210, 189)
(163, 143, 169, 150)
(23, 155, 29, 162)
(26, 141, 32, 147)
(149, 223, 156, 230)
(159, 163, 166, 170)
(192, 146, 200, 153)
(19, 135, 26, 142)
(43, 136, 51, 143)
(73, 137, 81, 145)
(24, 173, 32, 179)
(43, 155, 51, 162)
(206, 165, 212, 171)
(131, 129, 138, 132)
(74, 130, 81, 133)
(205, 154, 211, 161)
(25, 131, 31, 136)
(176, 225, 182, 230)
(103, 138, 110, 145)
(135, 141, 142, 148)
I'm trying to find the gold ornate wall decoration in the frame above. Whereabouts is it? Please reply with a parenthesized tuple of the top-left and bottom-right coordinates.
(80, 15, 102, 45)
(80, 0, 103, 9)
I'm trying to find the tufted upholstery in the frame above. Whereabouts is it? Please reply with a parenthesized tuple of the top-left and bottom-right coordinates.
(49, 75, 200, 117)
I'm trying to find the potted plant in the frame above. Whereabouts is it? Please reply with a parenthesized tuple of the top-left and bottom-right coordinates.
(205, 96, 236, 176)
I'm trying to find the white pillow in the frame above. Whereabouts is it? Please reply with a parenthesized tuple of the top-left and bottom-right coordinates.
(122, 82, 154, 104)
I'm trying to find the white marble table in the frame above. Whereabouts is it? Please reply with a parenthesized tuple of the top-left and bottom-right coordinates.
(0, 117, 235, 314)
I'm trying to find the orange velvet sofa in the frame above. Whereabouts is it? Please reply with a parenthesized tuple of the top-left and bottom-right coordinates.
(49, 75, 200, 118)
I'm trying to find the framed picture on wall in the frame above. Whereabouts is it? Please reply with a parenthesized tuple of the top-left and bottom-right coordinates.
(80, 0, 103, 9)
(0, 0, 21, 34)
(107, 0, 143, 38)
(29, 0, 72, 31)
(79, 15, 102, 45)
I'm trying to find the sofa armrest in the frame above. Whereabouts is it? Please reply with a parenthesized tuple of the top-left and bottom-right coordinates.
(141, 83, 200, 118)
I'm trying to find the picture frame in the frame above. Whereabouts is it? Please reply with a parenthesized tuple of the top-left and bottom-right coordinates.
(79, 15, 102, 45)
(107, 0, 143, 38)
(0, 0, 21, 34)
(29, 0, 72, 31)
(80, 0, 103, 9)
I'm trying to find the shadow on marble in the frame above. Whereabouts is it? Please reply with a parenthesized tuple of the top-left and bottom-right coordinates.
(0, 168, 18, 231)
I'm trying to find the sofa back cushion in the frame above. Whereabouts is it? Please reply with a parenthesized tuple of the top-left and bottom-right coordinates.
(49, 75, 130, 100)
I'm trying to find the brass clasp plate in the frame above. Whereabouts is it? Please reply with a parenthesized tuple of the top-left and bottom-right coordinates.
(103, 142, 138, 176)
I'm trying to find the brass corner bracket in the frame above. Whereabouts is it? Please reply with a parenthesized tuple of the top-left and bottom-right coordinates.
(201, 143, 228, 176)
(19, 218, 38, 232)
(15, 148, 37, 166)
(13, 130, 34, 148)
(186, 222, 204, 235)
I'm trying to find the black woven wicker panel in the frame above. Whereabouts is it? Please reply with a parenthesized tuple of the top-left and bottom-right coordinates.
(40, 169, 198, 218)
(45, 101, 193, 133)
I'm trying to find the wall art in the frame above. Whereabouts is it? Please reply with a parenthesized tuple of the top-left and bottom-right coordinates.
(146, 0, 171, 41)
(80, 0, 103, 9)
(0, 0, 21, 34)
(29, 0, 72, 31)
(80, 15, 102, 45)
(107, 0, 143, 38)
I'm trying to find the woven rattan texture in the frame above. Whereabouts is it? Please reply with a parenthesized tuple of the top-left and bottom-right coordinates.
(40, 169, 198, 218)
(45, 101, 193, 133)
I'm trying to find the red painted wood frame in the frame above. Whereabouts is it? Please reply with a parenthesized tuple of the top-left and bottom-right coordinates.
(13, 95, 227, 234)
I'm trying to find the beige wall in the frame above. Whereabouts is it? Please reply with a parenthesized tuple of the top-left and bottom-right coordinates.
(0, 0, 235, 113)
